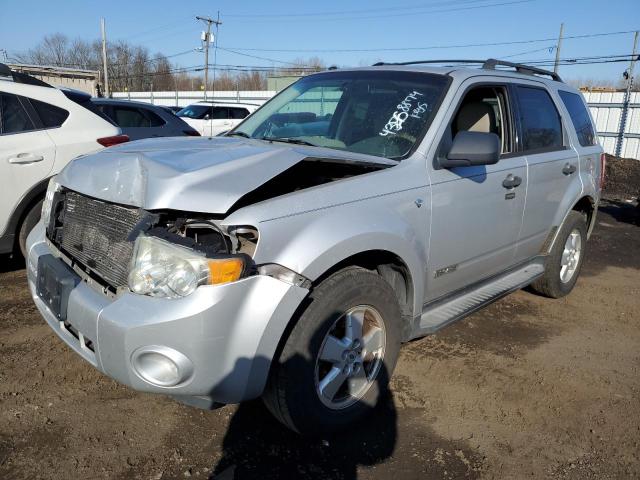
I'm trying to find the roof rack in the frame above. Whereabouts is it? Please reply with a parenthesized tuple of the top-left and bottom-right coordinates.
(372, 58, 562, 82)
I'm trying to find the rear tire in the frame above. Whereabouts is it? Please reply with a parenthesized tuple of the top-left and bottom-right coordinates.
(18, 200, 43, 259)
(530, 210, 587, 298)
(262, 267, 402, 435)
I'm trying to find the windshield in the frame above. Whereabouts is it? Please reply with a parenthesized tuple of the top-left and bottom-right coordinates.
(232, 70, 449, 160)
(176, 105, 210, 119)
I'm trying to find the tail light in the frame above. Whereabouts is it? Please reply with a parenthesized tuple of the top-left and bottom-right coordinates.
(183, 130, 200, 136)
(97, 134, 130, 147)
(599, 153, 606, 191)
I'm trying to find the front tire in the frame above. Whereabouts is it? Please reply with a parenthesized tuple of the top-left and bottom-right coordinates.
(18, 200, 43, 259)
(263, 267, 402, 434)
(530, 210, 587, 298)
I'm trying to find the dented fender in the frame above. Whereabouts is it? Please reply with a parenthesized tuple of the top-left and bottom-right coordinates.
(224, 176, 430, 318)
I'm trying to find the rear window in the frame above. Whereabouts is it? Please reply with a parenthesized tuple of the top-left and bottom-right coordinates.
(29, 98, 69, 128)
(515, 86, 564, 152)
(558, 91, 597, 147)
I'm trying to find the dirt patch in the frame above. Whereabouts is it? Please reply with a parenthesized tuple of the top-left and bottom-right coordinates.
(603, 154, 640, 202)
(0, 206, 638, 479)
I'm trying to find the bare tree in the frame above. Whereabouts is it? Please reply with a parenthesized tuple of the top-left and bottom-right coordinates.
(15, 33, 326, 93)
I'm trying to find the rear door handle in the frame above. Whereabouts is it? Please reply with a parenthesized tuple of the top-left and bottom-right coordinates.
(502, 174, 522, 189)
(562, 163, 577, 175)
(7, 153, 45, 164)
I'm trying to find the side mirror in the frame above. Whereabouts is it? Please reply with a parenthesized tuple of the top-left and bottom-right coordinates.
(203, 114, 211, 120)
(439, 131, 500, 168)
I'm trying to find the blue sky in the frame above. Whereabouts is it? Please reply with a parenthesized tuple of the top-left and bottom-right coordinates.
(1, 0, 638, 83)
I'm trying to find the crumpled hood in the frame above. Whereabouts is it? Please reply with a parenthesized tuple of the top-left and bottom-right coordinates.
(58, 136, 394, 214)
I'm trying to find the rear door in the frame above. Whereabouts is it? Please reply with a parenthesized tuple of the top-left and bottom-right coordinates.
(557, 90, 602, 201)
(0, 93, 56, 235)
(511, 84, 579, 261)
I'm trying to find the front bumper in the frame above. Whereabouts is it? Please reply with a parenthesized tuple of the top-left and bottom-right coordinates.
(26, 221, 308, 406)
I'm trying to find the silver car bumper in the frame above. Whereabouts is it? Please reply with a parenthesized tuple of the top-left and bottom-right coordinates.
(26, 222, 308, 407)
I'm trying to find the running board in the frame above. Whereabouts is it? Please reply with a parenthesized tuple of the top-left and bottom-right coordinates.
(413, 261, 545, 338)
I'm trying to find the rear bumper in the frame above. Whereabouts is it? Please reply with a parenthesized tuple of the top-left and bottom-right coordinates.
(26, 221, 308, 406)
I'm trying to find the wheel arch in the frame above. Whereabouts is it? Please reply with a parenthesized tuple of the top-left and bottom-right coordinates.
(0, 176, 50, 254)
(546, 194, 597, 256)
(311, 250, 416, 340)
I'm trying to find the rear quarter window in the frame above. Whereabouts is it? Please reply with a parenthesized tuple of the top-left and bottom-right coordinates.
(29, 98, 69, 128)
(515, 86, 564, 152)
(558, 91, 597, 147)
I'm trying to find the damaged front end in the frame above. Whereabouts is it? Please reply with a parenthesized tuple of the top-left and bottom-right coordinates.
(45, 186, 262, 299)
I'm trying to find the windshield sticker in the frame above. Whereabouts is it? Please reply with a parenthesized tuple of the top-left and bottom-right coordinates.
(379, 91, 427, 137)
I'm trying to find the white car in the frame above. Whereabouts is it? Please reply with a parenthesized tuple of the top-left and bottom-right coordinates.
(0, 64, 128, 257)
(176, 101, 259, 136)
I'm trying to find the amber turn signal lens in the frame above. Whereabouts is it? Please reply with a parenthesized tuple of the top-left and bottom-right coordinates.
(207, 258, 244, 285)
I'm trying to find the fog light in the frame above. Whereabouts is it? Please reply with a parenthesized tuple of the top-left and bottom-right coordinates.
(131, 346, 193, 387)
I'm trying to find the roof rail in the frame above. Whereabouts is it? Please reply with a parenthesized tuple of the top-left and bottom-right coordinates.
(373, 60, 485, 67)
(482, 58, 562, 82)
(372, 58, 563, 82)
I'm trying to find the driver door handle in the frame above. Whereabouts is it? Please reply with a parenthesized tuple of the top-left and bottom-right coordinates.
(562, 163, 577, 175)
(502, 174, 522, 189)
(7, 153, 45, 164)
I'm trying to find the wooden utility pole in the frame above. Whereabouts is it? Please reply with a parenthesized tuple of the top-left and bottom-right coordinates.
(554, 23, 564, 74)
(196, 15, 222, 101)
(100, 18, 109, 97)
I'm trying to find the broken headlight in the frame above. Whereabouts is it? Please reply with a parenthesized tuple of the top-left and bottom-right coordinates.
(128, 235, 246, 299)
(41, 176, 60, 226)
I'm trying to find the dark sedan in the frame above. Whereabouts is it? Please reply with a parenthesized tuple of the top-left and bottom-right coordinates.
(92, 99, 199, 140)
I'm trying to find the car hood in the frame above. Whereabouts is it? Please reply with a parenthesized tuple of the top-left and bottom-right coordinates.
(58, 136, 395, 214)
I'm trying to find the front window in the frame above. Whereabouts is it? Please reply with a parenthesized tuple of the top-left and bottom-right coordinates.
(177, 105, 210, 119)
(232, 70, 449, 160)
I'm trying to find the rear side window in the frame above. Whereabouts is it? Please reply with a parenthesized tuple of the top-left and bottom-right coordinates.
(211, 107, 230, 119)
(515, 86, 563, 152)
(558, 91, 597, 147)
(0, 93, 36, 134)
(229, 107, 250, 120)
(145, 109, 165, 127)
(29, 98, 69, 128)
(111, 106, 163, 128)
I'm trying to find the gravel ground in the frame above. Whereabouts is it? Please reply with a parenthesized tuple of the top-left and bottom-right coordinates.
(0, 203, 639, 480)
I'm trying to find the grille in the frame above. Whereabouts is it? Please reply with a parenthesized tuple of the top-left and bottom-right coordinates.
(57, 191, 144, 288)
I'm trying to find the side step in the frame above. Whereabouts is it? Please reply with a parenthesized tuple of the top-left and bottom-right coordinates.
(414, 261, 545, 337)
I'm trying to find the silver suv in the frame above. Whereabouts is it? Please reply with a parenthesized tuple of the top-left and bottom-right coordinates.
(27, 59, 604, 434)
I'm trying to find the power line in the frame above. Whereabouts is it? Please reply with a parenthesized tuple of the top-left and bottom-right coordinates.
(223, 0, 535, 23)
(222, 28, 640, 53)
(224, 0, 509, 18)
(217, 47, 314, 66)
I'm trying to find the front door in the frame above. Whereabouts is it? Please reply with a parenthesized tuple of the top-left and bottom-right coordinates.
(425, 81, 527, 302)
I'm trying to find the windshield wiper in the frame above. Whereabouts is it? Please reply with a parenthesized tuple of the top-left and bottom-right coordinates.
(260, 136, 317, 147)
(226, 131, 250, 138)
